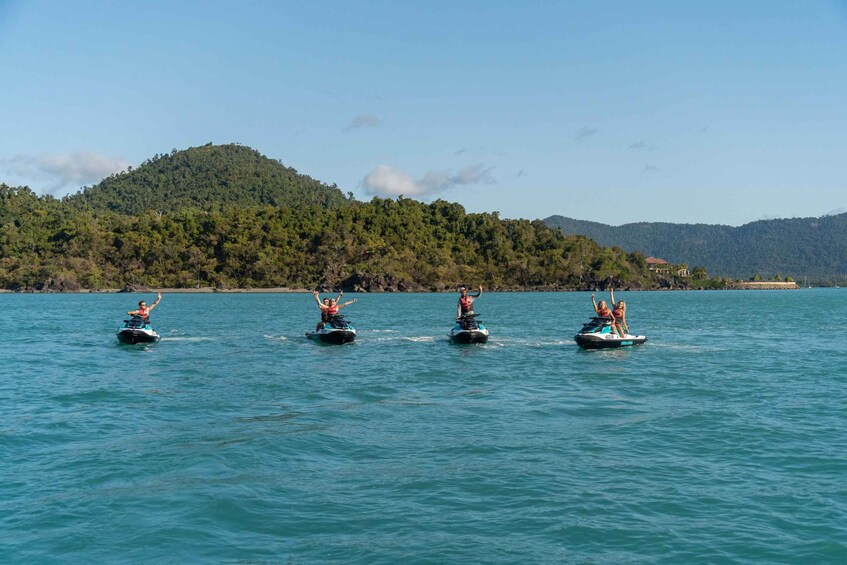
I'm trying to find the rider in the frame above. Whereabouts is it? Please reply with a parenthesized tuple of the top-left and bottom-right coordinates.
(457, 285, 483, 320)
(128, 292, 162, 323)
(591, 293, 621, 337)
(609, 287, 628, 338)
(313, 290, 357, 331)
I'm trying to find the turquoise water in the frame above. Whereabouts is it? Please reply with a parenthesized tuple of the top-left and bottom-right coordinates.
(2, 290, 846, 563)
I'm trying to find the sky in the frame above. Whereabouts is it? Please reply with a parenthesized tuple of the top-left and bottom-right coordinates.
(1, 0, 846, 226)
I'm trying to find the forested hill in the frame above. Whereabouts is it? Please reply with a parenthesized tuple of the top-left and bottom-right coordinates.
(1, 185, 657, 291)
(64, 143, 350, 214)
(544, 214, 847, 279)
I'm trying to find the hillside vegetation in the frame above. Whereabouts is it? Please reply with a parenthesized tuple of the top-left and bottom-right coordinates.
(1, 142, 659, 290)
(544, 214, 847, 280)
(65, 143, 350, 214)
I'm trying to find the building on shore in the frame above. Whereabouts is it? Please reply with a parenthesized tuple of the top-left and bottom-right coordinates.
(646, 257, 689, 277)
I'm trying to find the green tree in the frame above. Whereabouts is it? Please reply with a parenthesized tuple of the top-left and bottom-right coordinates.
(691, 266, 708, 279)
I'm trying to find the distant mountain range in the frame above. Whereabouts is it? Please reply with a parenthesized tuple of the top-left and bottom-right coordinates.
(543, 214, 847, 279)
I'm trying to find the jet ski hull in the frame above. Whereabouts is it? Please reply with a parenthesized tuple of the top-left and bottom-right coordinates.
(117, 328, 160, 344)
(449, 327, 489, 344)
(117, 316, 160, 344)
(305, 329, 357, 344)
(574, 333, 647, 350)
(450, 330, 489, 344)
(450, 314, 489, 344)
(573, 316, 646, 350)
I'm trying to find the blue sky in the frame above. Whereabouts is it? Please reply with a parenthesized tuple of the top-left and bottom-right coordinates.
(1, 0, 846, 225)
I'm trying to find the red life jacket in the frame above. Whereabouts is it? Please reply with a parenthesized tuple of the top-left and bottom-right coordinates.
(597, 306, 613, 319)
(459, 295, 473, 313)
(612, 306, 624, 320)
(136, 306, 150, 320)
(326, 305, 339, 316)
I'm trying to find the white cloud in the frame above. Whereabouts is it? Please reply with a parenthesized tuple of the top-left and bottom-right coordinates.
(362, 163, 495, 197)
(362, 165, 420, 196)
(344, 114, 381, 131)
(0, 151, 130, 194)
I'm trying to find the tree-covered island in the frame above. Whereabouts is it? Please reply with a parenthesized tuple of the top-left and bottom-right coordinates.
(0, 144, 737, 292)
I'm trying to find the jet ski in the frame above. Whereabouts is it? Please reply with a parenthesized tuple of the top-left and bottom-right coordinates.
(449, 313, 489, 344)
(117, 315, 161, 344)
(574, 316, 647, 350)
(305, 315, 357, 344)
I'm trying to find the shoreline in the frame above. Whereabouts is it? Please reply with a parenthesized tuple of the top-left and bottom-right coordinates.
(0, 285, 805, 294)
(0, 287, 311, 294)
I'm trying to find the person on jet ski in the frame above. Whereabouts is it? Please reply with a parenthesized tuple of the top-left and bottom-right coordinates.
(609, 287, 629, 338)
(457, 285, 483, 320)
(591, 293, 621, 337)
(127, 292, 162, 322)
(313, 290, 357, 331)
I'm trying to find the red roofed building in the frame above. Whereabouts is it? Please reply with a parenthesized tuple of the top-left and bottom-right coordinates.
(646, 257, 669, 273)
(646, 257, 689, 277)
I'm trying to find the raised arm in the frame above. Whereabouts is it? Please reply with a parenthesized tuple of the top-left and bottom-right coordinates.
(312, 290, 327, 309)
(591, 293, 599, 313)
(337, 298, 358, 310)
(148, 292, 162, 312)
(473, 285, 483, 298)
(609, 288, 616, 307)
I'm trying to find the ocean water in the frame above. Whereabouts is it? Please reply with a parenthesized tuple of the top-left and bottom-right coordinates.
(1, 290, 846, 564)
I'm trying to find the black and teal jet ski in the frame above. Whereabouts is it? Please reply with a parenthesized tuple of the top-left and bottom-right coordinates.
(449, 314, 489, 344)
(306, 315, 357, 344)
(574, 316, 646, 350)
(117, 315, 161, 344)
